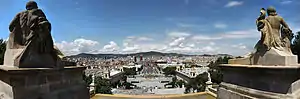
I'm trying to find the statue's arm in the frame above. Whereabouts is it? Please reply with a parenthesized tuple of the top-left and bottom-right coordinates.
(280, 17, 290, 30)
(9, 13, 20, 32)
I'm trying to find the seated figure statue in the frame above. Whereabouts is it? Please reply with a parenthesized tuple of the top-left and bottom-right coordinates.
(229, 6, 297, 66)
(4, 1, 62, 68)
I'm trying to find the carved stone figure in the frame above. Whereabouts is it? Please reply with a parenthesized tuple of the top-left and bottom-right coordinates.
(255, 7, 291, 52)
(4, 1, 62, 68)
(229, 6, 297, 66)
(281, 27, 294, 52)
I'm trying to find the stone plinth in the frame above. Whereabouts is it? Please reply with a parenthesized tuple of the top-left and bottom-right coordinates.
(217, 64, 300, 99)
(229, 48, 298, 66)
(0, 66, 89, 99)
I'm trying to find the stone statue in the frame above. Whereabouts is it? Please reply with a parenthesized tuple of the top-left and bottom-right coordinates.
(255, 7, 292, 52)
(281, 26, 294, 52)
(4, 1, 62, 68)
(229, 6, 297, 66)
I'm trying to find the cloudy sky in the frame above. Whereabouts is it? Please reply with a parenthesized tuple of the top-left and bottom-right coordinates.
(0, 0, 299, 56)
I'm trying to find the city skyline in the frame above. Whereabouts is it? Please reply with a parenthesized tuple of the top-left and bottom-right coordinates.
(0, 0, 299, 56)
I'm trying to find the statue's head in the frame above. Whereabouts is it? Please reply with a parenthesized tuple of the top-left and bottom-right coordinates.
(26, 1, 38, 10)
(267, 6, 277, 16)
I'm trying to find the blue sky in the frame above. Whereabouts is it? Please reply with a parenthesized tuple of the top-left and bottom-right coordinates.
(0, 0, 299, 56)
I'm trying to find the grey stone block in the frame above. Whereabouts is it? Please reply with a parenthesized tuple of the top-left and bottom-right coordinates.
(0, 66, 89, 99)
(218, 64, 300, 99)
(229, 48, 298, 66)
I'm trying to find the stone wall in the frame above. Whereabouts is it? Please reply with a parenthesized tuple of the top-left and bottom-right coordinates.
(217, 64, 300, 99)
(0, 66, 89, 99)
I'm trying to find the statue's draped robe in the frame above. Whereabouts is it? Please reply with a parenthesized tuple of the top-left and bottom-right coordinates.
(255, 19, 283, 51)
(248, 14, 293, 59)
(5, 9, 60, 68)
(229, 11, 297, 65)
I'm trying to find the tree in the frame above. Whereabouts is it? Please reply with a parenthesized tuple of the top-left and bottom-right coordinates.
(184, 72, 208, 93)
(123, 67, 137, 75)
(176, 80, 185, 88)
(123, 82, 135, 89)
(215, 56, 233, 64)
(0, 39, 6, 65)
(209, 68, 223, 84)
(95, 76, 112, 94)
(113, 76, 135, 89)
(162, 67, 176, 76)
(165, 77, 178, 88)
(291, 31, 300, 63)
(208, 56, 233, 84)
(82, 73, 92, 86)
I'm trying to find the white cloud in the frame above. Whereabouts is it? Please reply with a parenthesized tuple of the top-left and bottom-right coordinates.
(239, 45, 246, 49)
(55, 38, 99, 55)
(192, 35, 222, 41)
(209, 42, 215, 46)
(56, 29, 259, 56)
(201, 46, 218, 53)
(122, 38, 140, 53)
(122, 45, 139, 52)
(123, 36, 153, 50)
(294, 28, 300, 32)
(231, 43, 247, 49)
(137, 37, 153, 41)
(225, 1, 243, 7)
(177, 23, 200, 28)
(126, 36, 153, 41)
(188, 29, 259, 42)
(221, 29, 259, 39)
(214, 23, 227, 29)
(169, 37, 185, 47)
(102, 41, 119, 52)
(188, 43, 195, 48)
(168, 32, 191, 37)
(5, 37, 9, 41)
(281, 0, 292, 4)
(164, 45, 219, 54)
(165, 47, 194, 53)
(136, 43, 166, 52)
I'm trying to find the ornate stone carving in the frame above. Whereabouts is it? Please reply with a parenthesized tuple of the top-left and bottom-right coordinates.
(229, 6, 297, 66)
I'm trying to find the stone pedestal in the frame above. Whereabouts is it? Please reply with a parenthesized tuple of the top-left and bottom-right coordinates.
(229, 48, 298, 66)
(217, 64, 300, 99)
(0, 66, 89, 99)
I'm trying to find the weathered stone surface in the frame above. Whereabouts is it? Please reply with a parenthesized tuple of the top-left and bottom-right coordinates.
(4, 1, 62, 68)
(3, 49, 23, 67)
(229, 48, 298, 66)
(0, 66, 89, 99)
(217, 64, 300, 99)
(218, 83, 293, 99)
(229, 6, 297, 66)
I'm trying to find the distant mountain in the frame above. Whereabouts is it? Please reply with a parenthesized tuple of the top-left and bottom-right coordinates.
(66, 51, 232, 58)
(131, 51, 187, 57)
